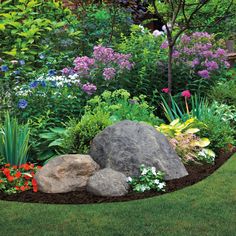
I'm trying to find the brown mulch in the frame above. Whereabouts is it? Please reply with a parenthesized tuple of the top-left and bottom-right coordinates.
(0, 148, 235, 205)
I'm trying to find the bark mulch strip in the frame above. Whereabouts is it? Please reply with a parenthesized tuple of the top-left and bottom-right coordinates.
(1, 148, 235, 205)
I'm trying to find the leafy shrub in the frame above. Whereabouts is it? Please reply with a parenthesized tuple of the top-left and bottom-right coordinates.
(209, 79, 236, 107)
(0, 113, 30, 166)
(85, 89, 162, 125)
(76, 3, 132, 54)
(127, 165, 166, 193)
(199, 108, 235, 149)
(116, 25, 166, 105)
(64, 89, 162, 154)
(0, 0, 81, 65)
(0, 163, 40, 194)
(64, 110, 112, 154)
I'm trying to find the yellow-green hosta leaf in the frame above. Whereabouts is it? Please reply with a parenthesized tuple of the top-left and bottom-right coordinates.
(170, 119, 180, 126)
(0, 24, 6, 31)
(191, 138, 210, 147)
(184, 128, 200, 134)
(202, 148, 216, 158)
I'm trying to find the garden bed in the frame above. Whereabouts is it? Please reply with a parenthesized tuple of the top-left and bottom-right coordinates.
(0, 148, 235, 205)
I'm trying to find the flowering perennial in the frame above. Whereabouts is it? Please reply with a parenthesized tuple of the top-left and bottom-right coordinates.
(0, 163, 41, 194)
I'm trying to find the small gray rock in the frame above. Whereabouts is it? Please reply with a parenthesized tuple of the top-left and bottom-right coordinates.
(90, 120, 188, 180)
(87, 168, 129, 197)
(35, 154, 100, 193)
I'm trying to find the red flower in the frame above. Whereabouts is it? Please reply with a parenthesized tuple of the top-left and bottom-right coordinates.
(20, 186, 26, 191)
(15, 171, 22, 178)
(24, 181, 29, 186)
(5, 163, 10, 167)
(3, 168, 10, 177)
(30, 171, 35, 177)
(12, 165, 18, 170)
(37, 166, 42, 169)
(33, 186, 38, 192)
(161, 88, 169, 93)
(181, 90, 191, 98)
(20, 163, 31, 171)
(32, 178, 37, 186)
(23, 174, 31, 180)
(0, 179, 4, 183)
(15, 186, 20, 191)
(7, 175, 14, 182)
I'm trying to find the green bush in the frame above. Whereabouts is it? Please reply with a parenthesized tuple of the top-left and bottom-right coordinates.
(64, 110, 112, 154)
(0, 0, 81, 65)
(76, 3, 132, 55)
(0, 113, 30, 165)
(64, 89, 162, 154)
(199, 107, 235, 149)
(209, 79, 236, 107)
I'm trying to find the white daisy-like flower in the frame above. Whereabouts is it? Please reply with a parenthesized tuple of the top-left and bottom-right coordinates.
(141, 168, 148, 175)
(151, 167, 157, 175)
(127, 177, 132, 182)
(138, 25, 145, 33)
(158, 182, 166, 189)
(154, 179, 160, 185)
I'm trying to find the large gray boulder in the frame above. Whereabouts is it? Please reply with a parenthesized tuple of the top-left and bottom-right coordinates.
(35, 154, 100, 193)
(90, 120, 188, 180)
(87, 168, 129, 197)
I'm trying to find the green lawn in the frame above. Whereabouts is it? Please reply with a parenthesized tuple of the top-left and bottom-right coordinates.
(0, 154, 236, 236)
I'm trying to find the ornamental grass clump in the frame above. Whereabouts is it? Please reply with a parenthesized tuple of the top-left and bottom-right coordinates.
(0, 113, 30, 166)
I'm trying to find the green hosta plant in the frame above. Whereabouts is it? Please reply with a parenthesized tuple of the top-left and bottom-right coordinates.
(127, 165, 166, 193)
(156, 118, 215, 164)
(0, 113, 30, 165)
(156, 117, 204, 138)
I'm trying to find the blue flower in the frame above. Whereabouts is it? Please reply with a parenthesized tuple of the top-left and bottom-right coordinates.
(29, 81, 39, 89)
(48, 69, 56, 76)
(39, 53, 45, 59)
(13, 70, 20, 75)
(1, 65, 8, 72)
(19, 60, 25, 65)
(40, 81, 46, 87)
(18, 99, 28, 109)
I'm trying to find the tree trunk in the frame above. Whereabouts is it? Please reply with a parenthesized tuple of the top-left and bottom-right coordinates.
(168, 45, 173, 95)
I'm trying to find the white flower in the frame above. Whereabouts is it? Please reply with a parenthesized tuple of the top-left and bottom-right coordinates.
(127, 177, 132, 182)
(138, 25, 145, 33)
(162, 23, 172, 33)
(158, 182, 166, 189)
(141, 168, 148, 175)
(153, 30, 164, 37)
(140, 185, 147, 192)
(151, 167, 157, 175)
(154, 179, 160, 185)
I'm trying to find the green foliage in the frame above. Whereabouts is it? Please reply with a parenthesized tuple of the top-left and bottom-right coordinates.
(209, 79, 236, 107)
(0, 113, 30, 165)
(199, 107, 235, 149)
(64, 110, 112, 154)
(85, 89, 162, 125)
(116, 26, 167, 105)
(127, 165, 166, 193)
(76, 3, 132, 54)
(64, 89, 162, 154)
(13, 78, 86, 126)
(0, 0, 81, 64)
(156, 118, 215, 163)
(161, 94, 206, 122)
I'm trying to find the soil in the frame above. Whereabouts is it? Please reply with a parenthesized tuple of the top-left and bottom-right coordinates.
(0, 148, 235, 205)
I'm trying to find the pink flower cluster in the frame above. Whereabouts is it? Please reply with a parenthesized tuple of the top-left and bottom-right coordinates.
(172, 32, 229, 79)
(61, 45, 134, 96)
